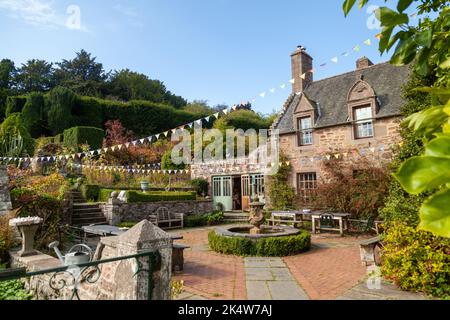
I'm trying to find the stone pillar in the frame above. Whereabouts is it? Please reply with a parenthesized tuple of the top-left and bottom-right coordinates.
(101, 197, 121, 225)
(0, 165, 12, 216)
(99, 220, 173, 300)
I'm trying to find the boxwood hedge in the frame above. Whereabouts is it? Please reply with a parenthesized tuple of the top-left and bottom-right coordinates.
(208, 230, 311, 257)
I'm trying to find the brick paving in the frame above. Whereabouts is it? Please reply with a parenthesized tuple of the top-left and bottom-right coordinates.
(171, 228, 424, 300)
(172, 228, 247, 300)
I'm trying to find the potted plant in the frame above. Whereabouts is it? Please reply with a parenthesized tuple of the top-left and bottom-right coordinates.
(140, 180, 149, 193)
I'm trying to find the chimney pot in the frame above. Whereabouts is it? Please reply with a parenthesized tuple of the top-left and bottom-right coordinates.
(356, 56, 374, 69)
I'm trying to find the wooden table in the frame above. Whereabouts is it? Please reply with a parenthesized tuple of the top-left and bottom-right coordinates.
(304, 212, 351, 236)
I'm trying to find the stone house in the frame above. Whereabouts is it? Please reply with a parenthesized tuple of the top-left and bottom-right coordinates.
(271, 46, 409, 203)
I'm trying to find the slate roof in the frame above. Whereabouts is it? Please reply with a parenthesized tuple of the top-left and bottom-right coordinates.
(272, 62, 410, 134)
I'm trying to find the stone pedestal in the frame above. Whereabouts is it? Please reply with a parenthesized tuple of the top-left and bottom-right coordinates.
(17, 224, 40, 257)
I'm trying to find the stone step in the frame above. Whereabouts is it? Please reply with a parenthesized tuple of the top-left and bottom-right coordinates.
(73, 210, 103, 216)
(72, 217, 108, 226)
(73, 203, 101, 209)
(72, 212, 105, 218)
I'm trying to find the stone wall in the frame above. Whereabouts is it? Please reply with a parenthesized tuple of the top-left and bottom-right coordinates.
(279, 116, 402, 189)
(10, 220, 172, 300)
(0, 165, 12, 216)
(100, 199, 213, 226)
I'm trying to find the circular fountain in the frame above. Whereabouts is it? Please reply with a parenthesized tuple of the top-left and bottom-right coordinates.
(209, 195, 310, 256)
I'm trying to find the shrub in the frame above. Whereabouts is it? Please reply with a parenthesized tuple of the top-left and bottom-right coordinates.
(161, 150, 186, 170)
(208, 230, 311, 257)
(118, 222, 136, 228)
(0, 210, 17, 261)
(81, 184, 100, 202)
(381, 222, 450, 299)
(0, 113, 35, 156)
(184, 215, 207, 228)
(312, 157, 390, 220)
(63, 126, 105, 151)
(267, 155, 295, 210)
(190, 178, 208, 196)
(0, 279, 33, 300)
(20, 93, 45, 138)
(5, 96, 26, 117)
(184, 212, 224, 228)
(126, 190, 196, 203)
(99, 188, 115, 202)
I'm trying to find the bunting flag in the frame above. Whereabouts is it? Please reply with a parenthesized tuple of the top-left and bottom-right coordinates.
(331, 57, 338, 63)
(364, 39, 371, 46)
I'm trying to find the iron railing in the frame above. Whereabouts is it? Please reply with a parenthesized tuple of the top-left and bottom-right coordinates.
(0, 250, 160, 300)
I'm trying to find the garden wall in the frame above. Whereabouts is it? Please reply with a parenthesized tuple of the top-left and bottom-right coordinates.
(100, 199, 213, 226)
(0, 165, 12, 216)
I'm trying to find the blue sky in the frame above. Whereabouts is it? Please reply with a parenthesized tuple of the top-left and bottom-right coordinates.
(0, 0, 417, 115)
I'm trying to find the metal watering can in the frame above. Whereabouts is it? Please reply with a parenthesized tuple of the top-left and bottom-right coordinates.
(48, 241, 93, 266)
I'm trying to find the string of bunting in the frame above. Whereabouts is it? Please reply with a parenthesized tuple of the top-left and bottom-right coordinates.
(76, 164, 190, 175)
(0, 108, 230, 164)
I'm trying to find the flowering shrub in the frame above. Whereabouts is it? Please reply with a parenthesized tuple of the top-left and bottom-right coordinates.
(312, 157, 390, 219)
(381, 222, 450, 299)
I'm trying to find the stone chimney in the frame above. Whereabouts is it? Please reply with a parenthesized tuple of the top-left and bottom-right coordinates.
(290, 46, 313, 93)
(356, 56, 374, 70)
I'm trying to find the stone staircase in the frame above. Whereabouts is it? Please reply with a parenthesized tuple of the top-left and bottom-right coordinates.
(223, 211, 249, 224)
(71, 191, 107, 226)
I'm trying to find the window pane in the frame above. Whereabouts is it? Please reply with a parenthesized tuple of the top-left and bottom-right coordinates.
(300, 117, 312, 129)
(355, 107, 371, 120)
(297, 172, 317, 203)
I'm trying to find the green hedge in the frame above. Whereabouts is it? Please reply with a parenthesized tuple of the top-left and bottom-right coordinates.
(208, 230, 311, 257)
(81, 184, 100, 202)
(20, 93, 45, 138)
(99, 189, 115, 202)
(185, 211, 224, 228)
(63, 126, 105, 151)
(126, 190, 196, 203)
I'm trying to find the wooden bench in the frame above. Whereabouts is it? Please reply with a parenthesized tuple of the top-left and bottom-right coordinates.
(149, 207, 184, 230)
(359, 236, 382, 266)
(172, 243, 190, 272)
(268, 211, 303, 227)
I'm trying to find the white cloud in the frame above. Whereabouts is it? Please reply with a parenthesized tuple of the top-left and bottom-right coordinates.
(113, 4, 138, 17)
(0, 0, 87, 31)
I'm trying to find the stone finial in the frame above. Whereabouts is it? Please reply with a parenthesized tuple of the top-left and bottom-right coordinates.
(118, 220, 171, 247)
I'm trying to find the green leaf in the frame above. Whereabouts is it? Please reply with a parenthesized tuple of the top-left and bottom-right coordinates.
(379, 26, 394, 54)
(343, 0, 357, 16)
(394, 156, 450, 194)
(404, 105, 447, 135)
(375, 7, 409, 27)
(440, 57, 450, 69)
(419, 188, 450, 238)
(397, 0, 414, 13)
(358, 0, 369, 9)
(424, 136, 450, 158)
(390, 36, 417, 65)
(415, 29, 433, 48)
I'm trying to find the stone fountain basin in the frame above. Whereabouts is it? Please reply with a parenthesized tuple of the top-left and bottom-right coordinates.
(215, 225, 301, 239)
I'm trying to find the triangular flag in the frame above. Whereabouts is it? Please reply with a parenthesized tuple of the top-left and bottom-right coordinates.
(289, 79, 295, 84)
(353, 45, 361, 52)
(259, 92, 266, 98)
(205, 116, 211, 122)
(300, 73, 306, 80)
(364, 39, 371, 46)
(341, 52, 349, 57)
(269, 88, 275, 93)
(213, 112, 219, 119)
(223, 108, 228, 114)
(331, 57, 338, 63)
(375, 33, 382, 40)
(280, 84, 286, 89)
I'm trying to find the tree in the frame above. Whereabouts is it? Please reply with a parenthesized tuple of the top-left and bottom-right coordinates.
(107, 69, 166, 102)
(0, 113, 34, 156)
(343, 0, 450, 237)
(0, 59, 16, 90)
(20, 93, 45, 138)
(15, 59, 54, 92)
(54, 50, 108, 96)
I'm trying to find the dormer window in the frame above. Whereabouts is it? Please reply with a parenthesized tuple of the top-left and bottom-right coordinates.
(353, 105, 373, 138)
(298, 116, 313, 146)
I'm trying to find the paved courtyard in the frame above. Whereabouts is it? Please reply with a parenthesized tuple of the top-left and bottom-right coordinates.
(171, 227, 428, 300)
